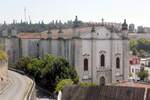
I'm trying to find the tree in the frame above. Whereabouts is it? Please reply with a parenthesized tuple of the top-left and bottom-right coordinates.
(14, 57, 32, 72)
(27, 58, 44, 80)
(40, 55, 78, 92)
(137, 70, 149, 81)
(14, 54, 79, 93)
(130, 39, 137, 51)
(129, 38, 150, 57)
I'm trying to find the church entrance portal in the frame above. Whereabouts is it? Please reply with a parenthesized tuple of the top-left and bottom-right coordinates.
(100, 76, 105, 86)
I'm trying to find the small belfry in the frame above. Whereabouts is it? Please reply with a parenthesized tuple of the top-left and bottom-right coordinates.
(122, 19, 128, 30)
(101, 18, 104, 26)
(73, 16, 80, 28)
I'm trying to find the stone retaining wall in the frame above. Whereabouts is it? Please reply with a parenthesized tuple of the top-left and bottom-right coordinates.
(62, 85, 145, 100)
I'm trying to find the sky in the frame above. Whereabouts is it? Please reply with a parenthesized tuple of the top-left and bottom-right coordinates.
(0, 0, 150, 26)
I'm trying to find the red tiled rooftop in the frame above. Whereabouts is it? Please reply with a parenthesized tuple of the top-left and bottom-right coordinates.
(42, 26, 99, 39)
(116, 82, 150, 100)
(18, 26, 104, 39)
(18, 32, 48, 39)
(116, 82, 150, 88)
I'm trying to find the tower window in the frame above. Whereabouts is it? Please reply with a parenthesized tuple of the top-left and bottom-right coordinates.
(116, 57, 120, 69)
(84, 58, 88, 71)
(101, 54, 105, 67)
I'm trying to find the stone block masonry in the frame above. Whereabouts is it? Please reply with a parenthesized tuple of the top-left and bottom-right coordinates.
(62, 85, 145, 100)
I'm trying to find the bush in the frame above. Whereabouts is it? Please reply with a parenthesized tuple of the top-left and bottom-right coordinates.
(14, 57, 32, 72)
(137, 70, 149, 81)
(0, 50, 7, 61)
(55, 79, 73, 93)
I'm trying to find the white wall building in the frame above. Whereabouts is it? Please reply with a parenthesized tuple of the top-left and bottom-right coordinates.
(2, 18, 130, 85)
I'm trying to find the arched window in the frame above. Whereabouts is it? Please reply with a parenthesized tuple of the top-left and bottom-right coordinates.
(84, 58, 88, 71)
(101, 54, 105, 67)
(116, 57, 120, 69)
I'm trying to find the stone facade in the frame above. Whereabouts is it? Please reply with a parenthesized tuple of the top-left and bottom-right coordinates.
(1, 19, 129, 85)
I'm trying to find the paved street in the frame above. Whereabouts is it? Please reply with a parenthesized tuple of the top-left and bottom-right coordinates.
(0, 70, 32, 100)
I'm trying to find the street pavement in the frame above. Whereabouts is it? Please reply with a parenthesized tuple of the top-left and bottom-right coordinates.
(0, 70, 32, 100)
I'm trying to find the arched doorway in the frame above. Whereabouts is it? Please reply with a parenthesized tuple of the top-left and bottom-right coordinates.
(100, 76, 105, 86)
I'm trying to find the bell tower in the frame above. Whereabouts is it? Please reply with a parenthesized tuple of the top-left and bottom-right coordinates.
(122, 19, 128, 38)
(122, 19, 129, 80)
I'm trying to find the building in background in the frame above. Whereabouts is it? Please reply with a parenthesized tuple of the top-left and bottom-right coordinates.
(137, 26, 144, 33)
(129, 24, 135, 33)
(0, 17, 129, 85)
(129, 55, 141, 81)
(130, 56, 150, 81)
(143, 27, 150, 33)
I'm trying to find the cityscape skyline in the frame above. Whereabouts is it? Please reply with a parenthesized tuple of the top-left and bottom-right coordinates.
(0, 0, 150, 26)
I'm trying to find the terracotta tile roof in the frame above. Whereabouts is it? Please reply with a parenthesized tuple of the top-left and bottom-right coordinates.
(42, 26, 99, 39)
(18, 26, 110, 39)
(116, 82, 150, 88)
(18, 32, 48, 39)
(116, 82, 150, 100)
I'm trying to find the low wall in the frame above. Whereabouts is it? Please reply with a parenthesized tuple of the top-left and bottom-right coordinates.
(0, 61, 8, 81)
(62, 85, 145, 100)
(146, 88, 150, 100)
(0, 61, 8, 91)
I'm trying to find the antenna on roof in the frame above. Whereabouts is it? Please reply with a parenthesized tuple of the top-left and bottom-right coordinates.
(24, 7, 27, 22)
(28, 15, 31, 24)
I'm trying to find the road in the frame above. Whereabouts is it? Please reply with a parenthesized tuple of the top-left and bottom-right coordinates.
(0, 70, 32, 100)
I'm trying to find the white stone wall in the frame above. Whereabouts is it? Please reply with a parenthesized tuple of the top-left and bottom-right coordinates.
(111, 39, 124, 83)
(40, 39, 50, 57)
(81, 39, 92, 82)
(51, 39, 59, 56)
(2, 26, 129, 85)
(5, 38, 20, 65)
(20, 39, 29, 57)
(76, 26, 129, 85)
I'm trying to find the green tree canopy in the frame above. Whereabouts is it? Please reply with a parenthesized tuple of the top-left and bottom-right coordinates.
(130, 38, 150, 57)
(14, 54, 79, 93)
(137, 69, 149, 81)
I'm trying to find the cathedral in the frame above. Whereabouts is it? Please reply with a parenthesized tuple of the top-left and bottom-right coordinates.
(0, 17, 129, 85)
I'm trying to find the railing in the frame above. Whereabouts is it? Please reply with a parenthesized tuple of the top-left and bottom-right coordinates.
(26, 78, 36, 100)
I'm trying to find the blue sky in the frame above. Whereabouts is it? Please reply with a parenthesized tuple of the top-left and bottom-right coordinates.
(0, 0, 150, 26)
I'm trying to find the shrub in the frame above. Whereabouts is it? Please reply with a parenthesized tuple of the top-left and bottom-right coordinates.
(0, 50, 7, 61)
(137, 70, 149, 81)
(55, 79, 73, 93)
